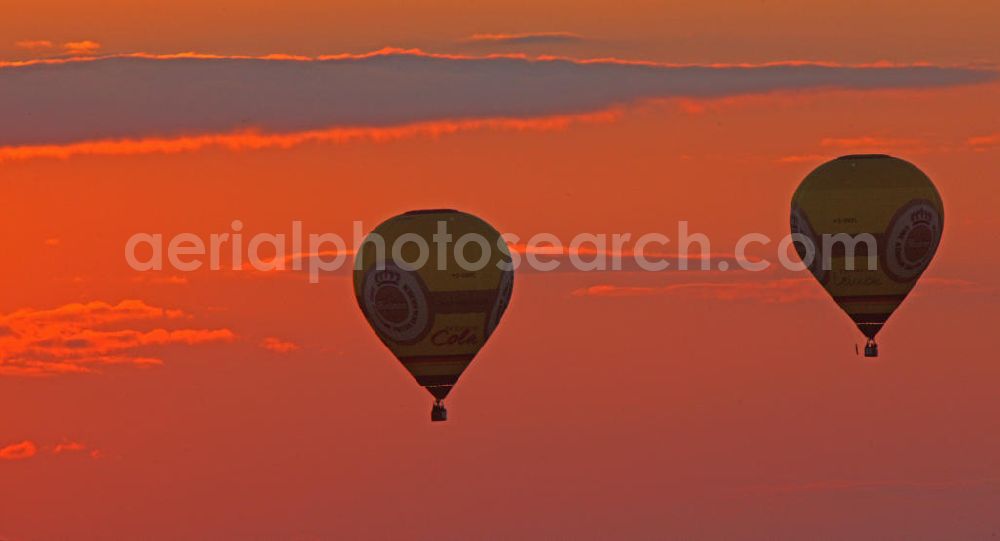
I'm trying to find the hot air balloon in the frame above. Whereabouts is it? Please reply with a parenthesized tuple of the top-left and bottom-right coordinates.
(791, 155, 943, 357)
(354, 209, 514, 421)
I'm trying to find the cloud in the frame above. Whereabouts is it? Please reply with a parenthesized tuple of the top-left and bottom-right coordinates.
(62, 40, 101, 55)
(0, 49, 992, 153)
(245, 245, 754, 280)
(0, 439, 104, 462)
(781, 128, 1000, 163)
(511, 248, 756, 274)
(779, 135, 929, 163)
(130, 274, 190, 285)
(820, 136, 925, 149)
(463, 32, 585, 45)
(14, 40, 54, 50)
(0, 441, 37, 461)
(260, 337, 300, 353)
(779, 134, 960, 163)
(0, 300, 235, 376)
(967, 133, 999, 151)
(51, 441, 88, 455)
(777, 153, 829, 164)
(572, 278, 824, 303)
(0, 111, 617, 162)
(573, 275, 986, 303)
(919, 276, 993, 294)
(3, 299, 184, 327)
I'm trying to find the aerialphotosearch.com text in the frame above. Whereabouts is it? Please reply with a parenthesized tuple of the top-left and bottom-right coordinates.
(124, 220, 879, 283)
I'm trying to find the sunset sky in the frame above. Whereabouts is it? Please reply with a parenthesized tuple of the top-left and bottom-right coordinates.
(2, 1, 999, 539)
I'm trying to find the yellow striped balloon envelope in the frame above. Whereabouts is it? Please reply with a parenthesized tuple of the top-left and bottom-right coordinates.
(791, 155, 943, 357)
(354, 210, 514, 421)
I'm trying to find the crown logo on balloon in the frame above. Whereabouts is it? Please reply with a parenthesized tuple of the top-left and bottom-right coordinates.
(374, 268, 401, 285)
(910, 208, 934, 226)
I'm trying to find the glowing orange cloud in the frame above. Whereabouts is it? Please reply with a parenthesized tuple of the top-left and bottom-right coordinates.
(777, 154, 830, 164)
(0, 47, 990, 157)
(967, 133, 999, 150)
(779, 131, 997, 163)
(51, 441, 88, 455)
(13, 40, 53, 50)
(821, 136, 924, 149)
(0, 110, 620, 162)
(464, 32, 585, 44)
(573, 275, 985, 303)
(0, 440, 102, 462)
(260, 337, 300, 353)
(2, 299, 184, 327)
(0, 300, 236, 376)
(0, 441, 38, 460)
(62, 40, 101, 55)
(131, 275, 190, 285)
(0, 47, 979, 71)
(572, 279, 823, 303)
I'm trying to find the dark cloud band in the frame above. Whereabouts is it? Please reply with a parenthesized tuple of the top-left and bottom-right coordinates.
(0, 50, 994, 146)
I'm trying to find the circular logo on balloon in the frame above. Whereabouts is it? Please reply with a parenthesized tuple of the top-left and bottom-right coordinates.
(790, 205, 829, 284)
(485, 269, 514, 339)
(362, 262, 432, 344)
(882, 199, 942, 282)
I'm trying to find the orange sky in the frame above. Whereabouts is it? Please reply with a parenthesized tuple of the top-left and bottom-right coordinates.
(1, 2, 999, 539)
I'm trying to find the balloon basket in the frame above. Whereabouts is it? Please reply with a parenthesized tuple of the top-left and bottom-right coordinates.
(864, 340, 879, 358)
(431, 401, 448, 422)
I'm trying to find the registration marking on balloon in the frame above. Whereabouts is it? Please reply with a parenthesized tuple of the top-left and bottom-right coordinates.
(485, 269, 514, 340)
